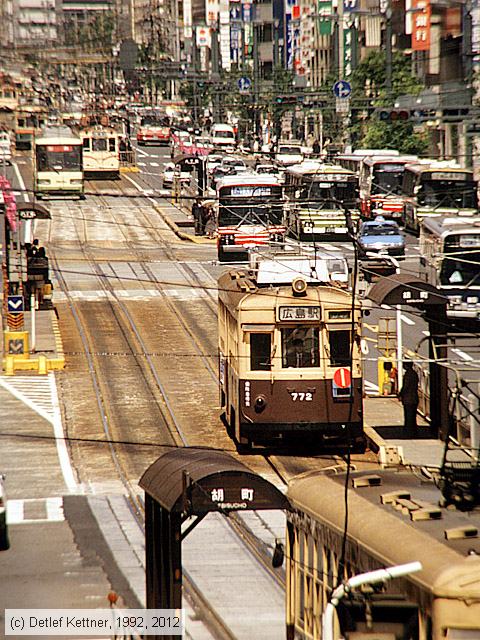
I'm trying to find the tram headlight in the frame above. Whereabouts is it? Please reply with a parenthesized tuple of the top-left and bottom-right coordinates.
(292, 277, 308, 296)
(254, 395, 267, 413)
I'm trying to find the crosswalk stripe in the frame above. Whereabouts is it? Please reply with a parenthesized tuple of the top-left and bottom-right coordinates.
(0, 374, 56, 424)
(7, 497, 65, 524)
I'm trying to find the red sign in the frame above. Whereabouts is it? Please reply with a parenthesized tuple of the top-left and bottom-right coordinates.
(47, 145, 73, 152)
(333, 367, 351, 389)
(411, 0, 431, 51)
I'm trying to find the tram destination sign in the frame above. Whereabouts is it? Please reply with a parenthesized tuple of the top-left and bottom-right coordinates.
(278, 306, 321, 321)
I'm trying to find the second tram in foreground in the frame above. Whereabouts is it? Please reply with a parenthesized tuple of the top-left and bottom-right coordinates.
(286, 469, 480, 640)
(34, 126, 84, 199)
(218, 253, 364, 451)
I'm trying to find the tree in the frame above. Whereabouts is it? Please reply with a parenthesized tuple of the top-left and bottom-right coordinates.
(350, 51, 428, 154)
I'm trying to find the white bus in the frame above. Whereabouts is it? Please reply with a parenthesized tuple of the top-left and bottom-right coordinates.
(80, 125, 121, 179)
(34, 127, 84, 199)
(420, 216, 480, 325)
(284, 161, 360, 240)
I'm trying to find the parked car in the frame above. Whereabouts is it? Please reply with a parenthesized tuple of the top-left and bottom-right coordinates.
(161, 163, 192, 188)
(0, 474, 9, 550)
(357, 216, 405, 257)
(275, 142, 304, 167)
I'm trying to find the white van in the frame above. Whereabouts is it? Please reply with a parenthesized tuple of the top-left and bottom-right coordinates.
(0, 132, 12, 165)
(211, 123, 236, 153)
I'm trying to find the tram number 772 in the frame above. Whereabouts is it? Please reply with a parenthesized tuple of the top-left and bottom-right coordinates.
(289, 392, 314, 401)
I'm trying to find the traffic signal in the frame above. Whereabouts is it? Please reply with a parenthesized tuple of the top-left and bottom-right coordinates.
(376, 108, 438, 122)
(377, 109, 409, 122)
(275, 95, 297, 105)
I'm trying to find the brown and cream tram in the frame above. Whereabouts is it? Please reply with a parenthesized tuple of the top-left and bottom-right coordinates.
(217, 254, 364, 451)
(286, 469, 480, 639)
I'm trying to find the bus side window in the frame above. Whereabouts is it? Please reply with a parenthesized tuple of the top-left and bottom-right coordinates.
(250, 333, 272, 371)
(328, 329, 351, 366)
(108, 138, 116, 152)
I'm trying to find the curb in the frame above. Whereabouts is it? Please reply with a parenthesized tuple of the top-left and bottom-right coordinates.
(154, 205, 216, 245)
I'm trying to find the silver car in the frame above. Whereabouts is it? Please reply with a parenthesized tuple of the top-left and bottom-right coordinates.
(357, 216, 405, 258)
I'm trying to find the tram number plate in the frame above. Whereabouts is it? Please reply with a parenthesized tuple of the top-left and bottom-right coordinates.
(290, 392, 313, 402)
(325, 227, 336, 233)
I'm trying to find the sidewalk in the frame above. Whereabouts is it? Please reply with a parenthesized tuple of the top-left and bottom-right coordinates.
(364, 394, 450, 468)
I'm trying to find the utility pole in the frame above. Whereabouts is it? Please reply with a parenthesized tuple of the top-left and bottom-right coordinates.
(211, 25, 221, 121)
(253, 23, 260, 135)
(385, 3, 393, 101)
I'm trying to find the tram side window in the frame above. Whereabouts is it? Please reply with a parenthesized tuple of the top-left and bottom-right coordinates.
(328, 329, 351, 366)
(282, 327, 320, 368)
(108, 138, 116, 152)
(250, 333, 272, 371)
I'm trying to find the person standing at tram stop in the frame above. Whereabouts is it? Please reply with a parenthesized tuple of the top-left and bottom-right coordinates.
(398, 360, 420, 430)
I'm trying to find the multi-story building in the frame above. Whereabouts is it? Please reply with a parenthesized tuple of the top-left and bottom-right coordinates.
(10, 0, 57, 47)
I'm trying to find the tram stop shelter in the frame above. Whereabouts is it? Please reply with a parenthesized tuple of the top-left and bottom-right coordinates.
(140, 448, 290, 636)
(368, 273, 448, 439)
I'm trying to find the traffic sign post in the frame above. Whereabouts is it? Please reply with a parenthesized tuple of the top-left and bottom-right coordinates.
(333, 80, 352, 99)
(237, 77, 252, 94)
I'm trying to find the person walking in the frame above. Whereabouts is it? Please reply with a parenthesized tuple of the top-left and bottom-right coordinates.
(312, 139, 321, 156)
(398, 360, 419, 429)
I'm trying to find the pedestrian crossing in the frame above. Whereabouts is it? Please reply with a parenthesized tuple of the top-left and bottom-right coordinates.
(52, 288, 215, 302)
(6, 497, 65, 524)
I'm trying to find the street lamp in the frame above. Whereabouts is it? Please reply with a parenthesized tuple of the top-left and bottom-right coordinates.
(322, 561, 423, 640)
(366, 251, 403, 390)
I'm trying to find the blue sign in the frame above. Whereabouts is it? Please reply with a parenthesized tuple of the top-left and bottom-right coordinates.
(238, 77, 252, 92)
(8, 295, 24, 313)
(333, 80, 352, 99)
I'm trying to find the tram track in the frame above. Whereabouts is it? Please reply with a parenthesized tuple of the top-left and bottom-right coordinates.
(46, 179, 356, 637)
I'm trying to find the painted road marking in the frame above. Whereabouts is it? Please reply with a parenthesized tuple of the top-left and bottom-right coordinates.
(12, 161, 30, 203)
(53, 288, 213, 301)
(7, 497, 65, 524)
(150, 162, 159, 167)
(0, 373, 78, 493)
(452, 348, 474, 362)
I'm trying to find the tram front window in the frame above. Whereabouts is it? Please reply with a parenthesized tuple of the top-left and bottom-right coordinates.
(37, 145, 81, 171)
(250, 333, 272, 371)
(282, 327, 320, 368)
(92, 138, 107, 152)
(329, 330, 351, 366)
(417, 180, 477, 208)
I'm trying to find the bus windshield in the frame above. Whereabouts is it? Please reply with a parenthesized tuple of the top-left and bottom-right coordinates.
(36, 145, 82, 171)
(417, 180, 477, 209)
(303, 181, 358, 208)
(372, 164, 405, 195)
(439, 234, 480, 286)
(218, 199, 283, 226)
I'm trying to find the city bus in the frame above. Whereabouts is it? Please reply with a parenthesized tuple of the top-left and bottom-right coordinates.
(284, 161, 360, 240)
(34, 126, 84, 199)
(215, 173, 285, 262)
(359, 155, 417, 220)
(336, 149, 399, 174)
(402, 162, 477, 234)
(419, 215, 480, 326)
(80, 125, 121, 178)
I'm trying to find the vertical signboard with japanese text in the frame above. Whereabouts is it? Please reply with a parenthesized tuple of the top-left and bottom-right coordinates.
(411, 0, 431, 51)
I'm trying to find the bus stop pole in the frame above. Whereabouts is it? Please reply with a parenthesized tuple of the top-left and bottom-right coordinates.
(30, 293, 36, 352)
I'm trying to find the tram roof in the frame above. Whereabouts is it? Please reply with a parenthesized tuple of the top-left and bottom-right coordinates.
(287, 469, 480, 597)
(404, 160, 474, 175)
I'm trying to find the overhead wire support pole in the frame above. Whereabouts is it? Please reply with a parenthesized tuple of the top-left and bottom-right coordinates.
(385, 2, 393, 101)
